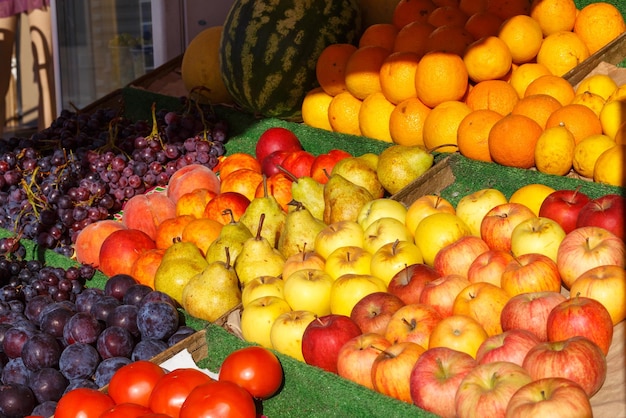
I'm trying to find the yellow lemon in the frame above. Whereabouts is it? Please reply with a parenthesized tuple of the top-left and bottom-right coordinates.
(615, 121, 626, 145)
(575, 74, 618, 100)
(570, 91, 606, 116)
(594, 144, 625, 187)
(509, 183, 556, 216)
(534, 126, 576, 176)
(301, 87, 333, 131)
(359, 92, 396, 142)
(607, 84, 626, 102)
(599, 99, 626, 139)
(572, 134, 616, 178)
(328, 91, 363, 136)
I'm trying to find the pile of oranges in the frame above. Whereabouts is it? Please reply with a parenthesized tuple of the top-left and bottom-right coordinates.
(301, 0, 626, 187)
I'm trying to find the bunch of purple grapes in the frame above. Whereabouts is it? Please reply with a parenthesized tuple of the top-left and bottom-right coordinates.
(0, 242, 195, 416)
(0, 98, 229, 256)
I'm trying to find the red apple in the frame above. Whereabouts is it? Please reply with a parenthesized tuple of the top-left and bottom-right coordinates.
(310, 149, 352, 184)
(371, 341, 426, 403)
(255, 127, 303, 165)
(261, 149, 291, 177)
(505, 377, 593, 418)
(576, 193, 625, 240)
(419, 274, 471, 318)
(409, 346, 478, 418)
(546, 296, 614, 355)
(336, 332, 392, 390)
(467, 249, 515, 287)
(475, 329, 540, 366)
(301, 314, 362, 374)
(500, 253, 562, 297)
(279, 150, 316, 179)
(539, 188, 591, 234)
(500, 291, 567, 342)
(556, 225, 626, 289)
(569, 264, 626, 325)
(350, 291, 405, 335)
(522, 336, 607, 397)
(433, 235, 490, 278)
(387, 263, 440, 305)
(455, 361, 533, 418)
(480, 202, 536, 252)
(384, 303, 442, 348)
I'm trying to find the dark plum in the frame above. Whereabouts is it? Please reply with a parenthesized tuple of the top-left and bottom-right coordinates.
(1, 357, 30, 385)
(96, 326, 135, 359)
(131, 338, 168, 362)
(106, 304, 139, 338)
(104, 274, 138, 301)
(63, 312, 103, 345)
(32, 400, 58, 417)
(90, 295, 120, 323)
(139, 290, 178, 308)
(74, 288, 104, 314)
(94, 356, 132, 387)
(24, 295, 54, 326)
(64, 378, 98, 393)
(122, 284, 152, 306)
(2, 325, 36, 359)
(58, 342, 100, 380)
(21, 332, 62, 371)
(0, 383, 36, 417)
(136, 301, 180, 341)
(167, 326, 196, 347)
(29, 367, 68, 403)
(39, 305, 74, 339)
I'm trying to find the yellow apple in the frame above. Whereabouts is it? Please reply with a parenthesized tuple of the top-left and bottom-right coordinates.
(314, 220, 365, 260)
(405, 194, 456, 238)
(324, 245, 373, 280)
(240, 295, 292, 348)
(330, 273, 388, 317)
(428, 314, 489, 358)
(358, 198, 407, 230)
(282, 250, 326, 281)
(455, 188, 508, 237)
(414, 212, 472, 266)
(241, 275, 285, 307)
(283, 268, 334, 316)
(270, 309, 317, 362)
(452, 281, 511, 336)
(370, 240, 423, 285)
(569, 264, 626, 325)
(363, 217, 413, 255)
(510, 217, 566, 263)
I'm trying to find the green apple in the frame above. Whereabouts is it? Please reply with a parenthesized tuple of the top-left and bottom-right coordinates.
(314, 220, 365, 260)
(358, 198, 408, 230)
(455, 188, 508, 237)
(511, 217, 566, 263)
(283, 268, 334, 316)
(414, 212, 472, 266)
(241, 275, 285, 308)
(330, 273, 388, 317)
(324, 245, 373, 280)
(240, 295, 292, 348)
(363, 217, 413, 255)
(370, 240, 424, 286)
(270, 309, 317, 362)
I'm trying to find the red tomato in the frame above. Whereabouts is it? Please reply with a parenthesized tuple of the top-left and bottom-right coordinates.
(148, 368, 214, 417)
(108, 360, 167, 407)
(54, 388, 115, 418)
(218, 346, 283, 399)
(179, 381, 257, 418)
(99, 402, 153, 418)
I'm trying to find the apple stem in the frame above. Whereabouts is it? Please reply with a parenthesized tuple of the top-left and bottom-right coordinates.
(540, 390, 547, 401)
(402, 317, 416, 330)
(322, 168, 331, 179)
(391, 239, 400, 254)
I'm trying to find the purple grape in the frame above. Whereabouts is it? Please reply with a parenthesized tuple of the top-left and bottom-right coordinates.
(131, 339, 168, 362)
(29, 367, 68, 403)
(94, 356, 132, 388)
(0, 383, 36, 417)
(21, 332, 62, 371)
(58, 343, 100, 381)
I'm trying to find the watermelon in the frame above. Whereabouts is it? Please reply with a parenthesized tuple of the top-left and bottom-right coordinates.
(220, 0, 362, 121)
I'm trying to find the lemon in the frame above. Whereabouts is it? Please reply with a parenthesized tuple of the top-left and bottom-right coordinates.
(599, 99, 626, 139)
(301, 87, 333, 131)
(615, 121, 626, 145)
(607, 84, 626, 102)
(359, 92, 396, 143)
(572, 134, 616, 178)
(594, 144, 625, 187)
(534, 126, 576, 176)
(570, 91, 605, 116)
(575, 74, 618, 100)
(509, 183, 556, 216)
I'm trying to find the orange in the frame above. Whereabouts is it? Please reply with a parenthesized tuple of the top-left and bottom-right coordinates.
(464, 11, 503, 40)
(327, 91, 363, 136)
(359, 91, 396, 142)
(530, 0, 577, 36)
(424, 24, 475, 55)
(463, 36, 512, 83)
(508, 62, 552, 98)
(615, 121, 626, 145)
(422, 100, 472, 153)
(181, 217, 223, 255)
(464, 79, 519, 115)
(344, 45, 390, 100)
(457, 109, 502, 162)
(524, 74, 576, 106)
(301, 87, 333, 131)
(359, 0, 405, 28)
(574, 2, 626, 54)
(498, 14, 543, 64)
(415, 51, 469, 108)
(486, 0, 531, 20)
(459, 0, 487, 15)
(379, 51, 420, 104)
(545, 103, 603, 144)
(393, 21, 435, 56)
(393, 0, 437, 29)
(358, 23, 399, 51)
(511, 93, 562, 129)
(315, 43, 358, 96)
(427, 5, 469, 27)
(536, 31, 590, 77)
(389, 97, 432, 146)
(488, 113, 543, 168)
(432, 0, 460, 6)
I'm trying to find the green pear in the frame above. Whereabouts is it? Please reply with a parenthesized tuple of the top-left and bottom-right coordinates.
(205, 209, 253, 264)
(290, 176, 325, 221)
(376, 144, 434, 195)
(323, 173, 374, 224)
(331, 156, 385, 199)
(154, 240, 208, 306)
(235, 213, 286, 286)
(239, 177, 286, 249)
(278, 202, 327, 259)
(182, 247, 242, 323)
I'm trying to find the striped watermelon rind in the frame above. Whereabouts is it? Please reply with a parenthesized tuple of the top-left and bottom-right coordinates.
(220, 0, 362, 121)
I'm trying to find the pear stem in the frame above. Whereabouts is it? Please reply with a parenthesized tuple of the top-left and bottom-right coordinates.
(256, 213, 265, 240)
(276, 164, 299, 182)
